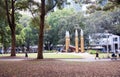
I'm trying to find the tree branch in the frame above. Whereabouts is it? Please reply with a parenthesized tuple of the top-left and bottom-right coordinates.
(28, 6, 39, 26)
(46, 0, 57, 13)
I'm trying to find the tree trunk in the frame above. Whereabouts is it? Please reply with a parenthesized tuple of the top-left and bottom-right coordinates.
(11, 29, 16, 56)
(11, 0, 16, 56)
(37, 0, 45, 59)
(5, 0, 16, 56)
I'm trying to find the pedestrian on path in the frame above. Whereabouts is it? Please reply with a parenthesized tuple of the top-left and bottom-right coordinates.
(25, 47, 28, 57)
(23, 46, 28, 57)
(95, 51, 100, 60)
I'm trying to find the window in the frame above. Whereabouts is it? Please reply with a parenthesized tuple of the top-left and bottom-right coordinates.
(113, 37, 117, 41)
(102, 35, 109, 38)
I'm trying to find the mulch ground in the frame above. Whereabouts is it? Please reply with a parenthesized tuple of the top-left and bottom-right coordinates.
(0, 58, 120, 77)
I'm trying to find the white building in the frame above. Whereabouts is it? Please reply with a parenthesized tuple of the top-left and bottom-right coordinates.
(89, 33, 120, 53)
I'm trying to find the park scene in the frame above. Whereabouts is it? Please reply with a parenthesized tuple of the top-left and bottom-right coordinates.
(0, 0, 120, 77)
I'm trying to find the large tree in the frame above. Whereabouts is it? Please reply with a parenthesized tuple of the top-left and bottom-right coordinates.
(5, 0, 16, 56)
(37, 0, 45, 59)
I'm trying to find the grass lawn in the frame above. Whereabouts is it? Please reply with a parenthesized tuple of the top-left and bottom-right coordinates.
(99, 53, 111, 58)
(0, 53, 82, 59)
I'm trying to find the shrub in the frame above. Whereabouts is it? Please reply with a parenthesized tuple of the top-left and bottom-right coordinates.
(88, 50, 96, 54)
(44, 50, 56, 53)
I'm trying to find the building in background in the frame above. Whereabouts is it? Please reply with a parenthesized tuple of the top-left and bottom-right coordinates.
(89, 33, 120, 53)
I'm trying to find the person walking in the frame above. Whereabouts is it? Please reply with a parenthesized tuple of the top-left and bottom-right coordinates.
(23, 46, 28, 57)
(22, 45, 28, 57)
(95, 51, 100, 60)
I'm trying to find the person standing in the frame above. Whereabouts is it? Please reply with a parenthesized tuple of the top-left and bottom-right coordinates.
(24, 46, 28, 57)
(95, 51, 100, 59)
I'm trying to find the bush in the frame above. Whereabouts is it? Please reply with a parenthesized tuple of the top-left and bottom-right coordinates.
(88, 50, 96, 54)
(44, 50, 56, 53)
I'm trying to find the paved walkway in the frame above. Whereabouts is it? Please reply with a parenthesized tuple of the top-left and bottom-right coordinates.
(0, 59, 26, 61)
(72, 52, 95, 58)
(57, 58, 120, 62)
(0, 56, 32, 61)
(56, 52, 120, 62)
(0, 53, 120, 62)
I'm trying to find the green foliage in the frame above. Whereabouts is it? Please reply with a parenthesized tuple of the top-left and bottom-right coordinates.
(0, 0, 6, 19)
(88, 50, 96, 54)
(0, 17, 11, 48)
(57, 12, 85, 45)
(15, 12, 22, 23)
(86, 0, 120, 14)
(0, 41, 1, 47)
(17, 14, 39, 46)
(44, 50, 56, 53)
(15, 0, 30, 10)
(46, 8, 76, 45)
(45, 8, 90, 46)
(19, 14, 31, 27)
(47, 8, 75, 28)
(29, 17, 40, 29)
(85, 8, 120, 36)
(16, 24, 25, 46)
